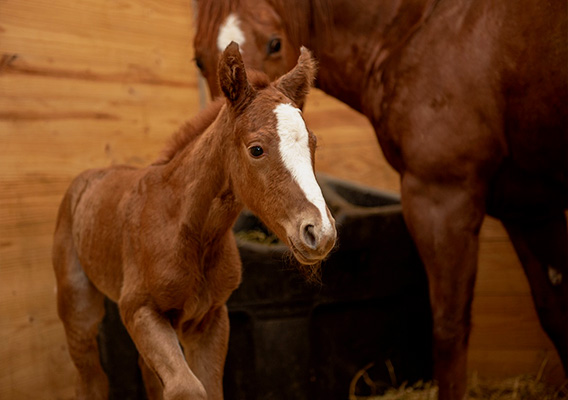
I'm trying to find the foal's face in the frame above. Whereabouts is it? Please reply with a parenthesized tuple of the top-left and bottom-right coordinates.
(219, 42, 335, 266)
(232, 91, 336, 265)
(194, 0, 297, 98)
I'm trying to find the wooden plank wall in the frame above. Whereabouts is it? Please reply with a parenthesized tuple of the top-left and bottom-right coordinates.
(0, 0, 199, 398)
(0, 1, 563, 398)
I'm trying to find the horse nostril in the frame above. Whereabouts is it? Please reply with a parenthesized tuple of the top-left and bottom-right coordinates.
(303, 224, 317, 249)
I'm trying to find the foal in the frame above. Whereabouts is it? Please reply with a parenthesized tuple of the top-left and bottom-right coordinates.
(52, 42, 336, 400)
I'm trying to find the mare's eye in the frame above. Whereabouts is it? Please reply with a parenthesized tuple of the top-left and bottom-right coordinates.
(249, 145, 264, 158)
(267, 37, 281, 55)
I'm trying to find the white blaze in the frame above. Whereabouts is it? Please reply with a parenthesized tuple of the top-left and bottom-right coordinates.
(217, 13, 245, 52)
(274, 103, 333, 235)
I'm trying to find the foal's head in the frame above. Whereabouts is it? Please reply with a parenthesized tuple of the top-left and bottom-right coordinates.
(194, 0, 299, 98)
(219, 42, 335, 266)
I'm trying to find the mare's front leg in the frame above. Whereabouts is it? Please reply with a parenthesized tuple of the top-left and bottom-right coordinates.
(401, 173, 486, 400)
(180, 305, 230, 400)
(119, 295, 207, 400)
(502, 210, 568, 371)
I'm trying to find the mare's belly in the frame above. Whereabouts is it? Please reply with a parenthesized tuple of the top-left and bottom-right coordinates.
(487, 159, 567, 221)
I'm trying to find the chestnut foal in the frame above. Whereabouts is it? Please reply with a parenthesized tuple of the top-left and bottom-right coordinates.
(52, 42, 336, 400)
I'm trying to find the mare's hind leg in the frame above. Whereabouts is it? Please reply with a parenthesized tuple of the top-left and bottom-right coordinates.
(54, 240, 108, 399)
(502, 210, 568, 372)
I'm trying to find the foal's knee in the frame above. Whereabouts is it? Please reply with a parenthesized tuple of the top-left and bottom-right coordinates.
(163, 379, 207, 400)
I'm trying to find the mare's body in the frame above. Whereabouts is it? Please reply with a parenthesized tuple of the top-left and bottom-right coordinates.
(194, 1, 568, 399)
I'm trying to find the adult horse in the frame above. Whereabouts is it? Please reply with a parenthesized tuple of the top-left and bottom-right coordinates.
(193, 1, 567, 399)
(53, 43, 336, 400)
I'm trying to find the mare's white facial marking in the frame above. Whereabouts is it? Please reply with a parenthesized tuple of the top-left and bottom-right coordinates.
(217, 13, 245, 52)
(274, 103, 333, 235)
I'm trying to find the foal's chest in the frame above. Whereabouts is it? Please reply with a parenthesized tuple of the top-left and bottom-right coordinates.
(155, 237, 242, 323)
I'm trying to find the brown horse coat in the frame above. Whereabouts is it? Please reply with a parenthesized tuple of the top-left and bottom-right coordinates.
(194, 1, 567, 399)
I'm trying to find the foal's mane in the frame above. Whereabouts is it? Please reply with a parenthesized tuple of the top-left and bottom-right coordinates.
(155, 70, 271, 164)
(154, 98, 224, 165)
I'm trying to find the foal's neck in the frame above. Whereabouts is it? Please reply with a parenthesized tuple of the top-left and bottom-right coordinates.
(161, 109, 242, 246)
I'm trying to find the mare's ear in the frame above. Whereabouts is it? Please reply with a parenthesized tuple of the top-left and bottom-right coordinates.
(218, 41, 254, 111)
(275, 47, 317, 109)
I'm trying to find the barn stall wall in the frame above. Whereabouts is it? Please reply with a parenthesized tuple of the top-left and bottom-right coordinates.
(1, 0, 199, 398)
(0, 0, 563, 399)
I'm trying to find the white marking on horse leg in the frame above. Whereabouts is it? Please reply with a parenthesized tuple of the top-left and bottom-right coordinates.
(217, 13, 246, 52)
(274, 103, 333, 236)
(548, 266, 562, 286)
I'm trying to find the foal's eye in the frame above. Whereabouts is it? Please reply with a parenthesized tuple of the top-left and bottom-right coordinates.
(248, 145, 264, 158)
(267, 37, 281, 55)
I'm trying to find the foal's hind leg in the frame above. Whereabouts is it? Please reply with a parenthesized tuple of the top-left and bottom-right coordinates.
(503, 210, 568, 372)
(53, 240, 108, 399)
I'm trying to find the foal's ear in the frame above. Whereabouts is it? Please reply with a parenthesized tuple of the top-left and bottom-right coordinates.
(218, 41, 254, 110)
(275, 47, 317, 109)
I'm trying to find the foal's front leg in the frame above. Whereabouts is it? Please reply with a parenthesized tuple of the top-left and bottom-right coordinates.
(180, 305, 230, 400)
(119, 297, 207, 400)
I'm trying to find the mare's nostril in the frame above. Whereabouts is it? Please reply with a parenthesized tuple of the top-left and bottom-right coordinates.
(303, 224, 317, 249)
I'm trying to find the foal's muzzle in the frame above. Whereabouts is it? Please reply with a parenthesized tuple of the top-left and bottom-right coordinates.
(289, 212, 336, 265)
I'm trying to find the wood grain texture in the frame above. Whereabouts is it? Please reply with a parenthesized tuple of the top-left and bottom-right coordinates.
(0, 0, 199, 398)
(0, 1, 563, 399)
